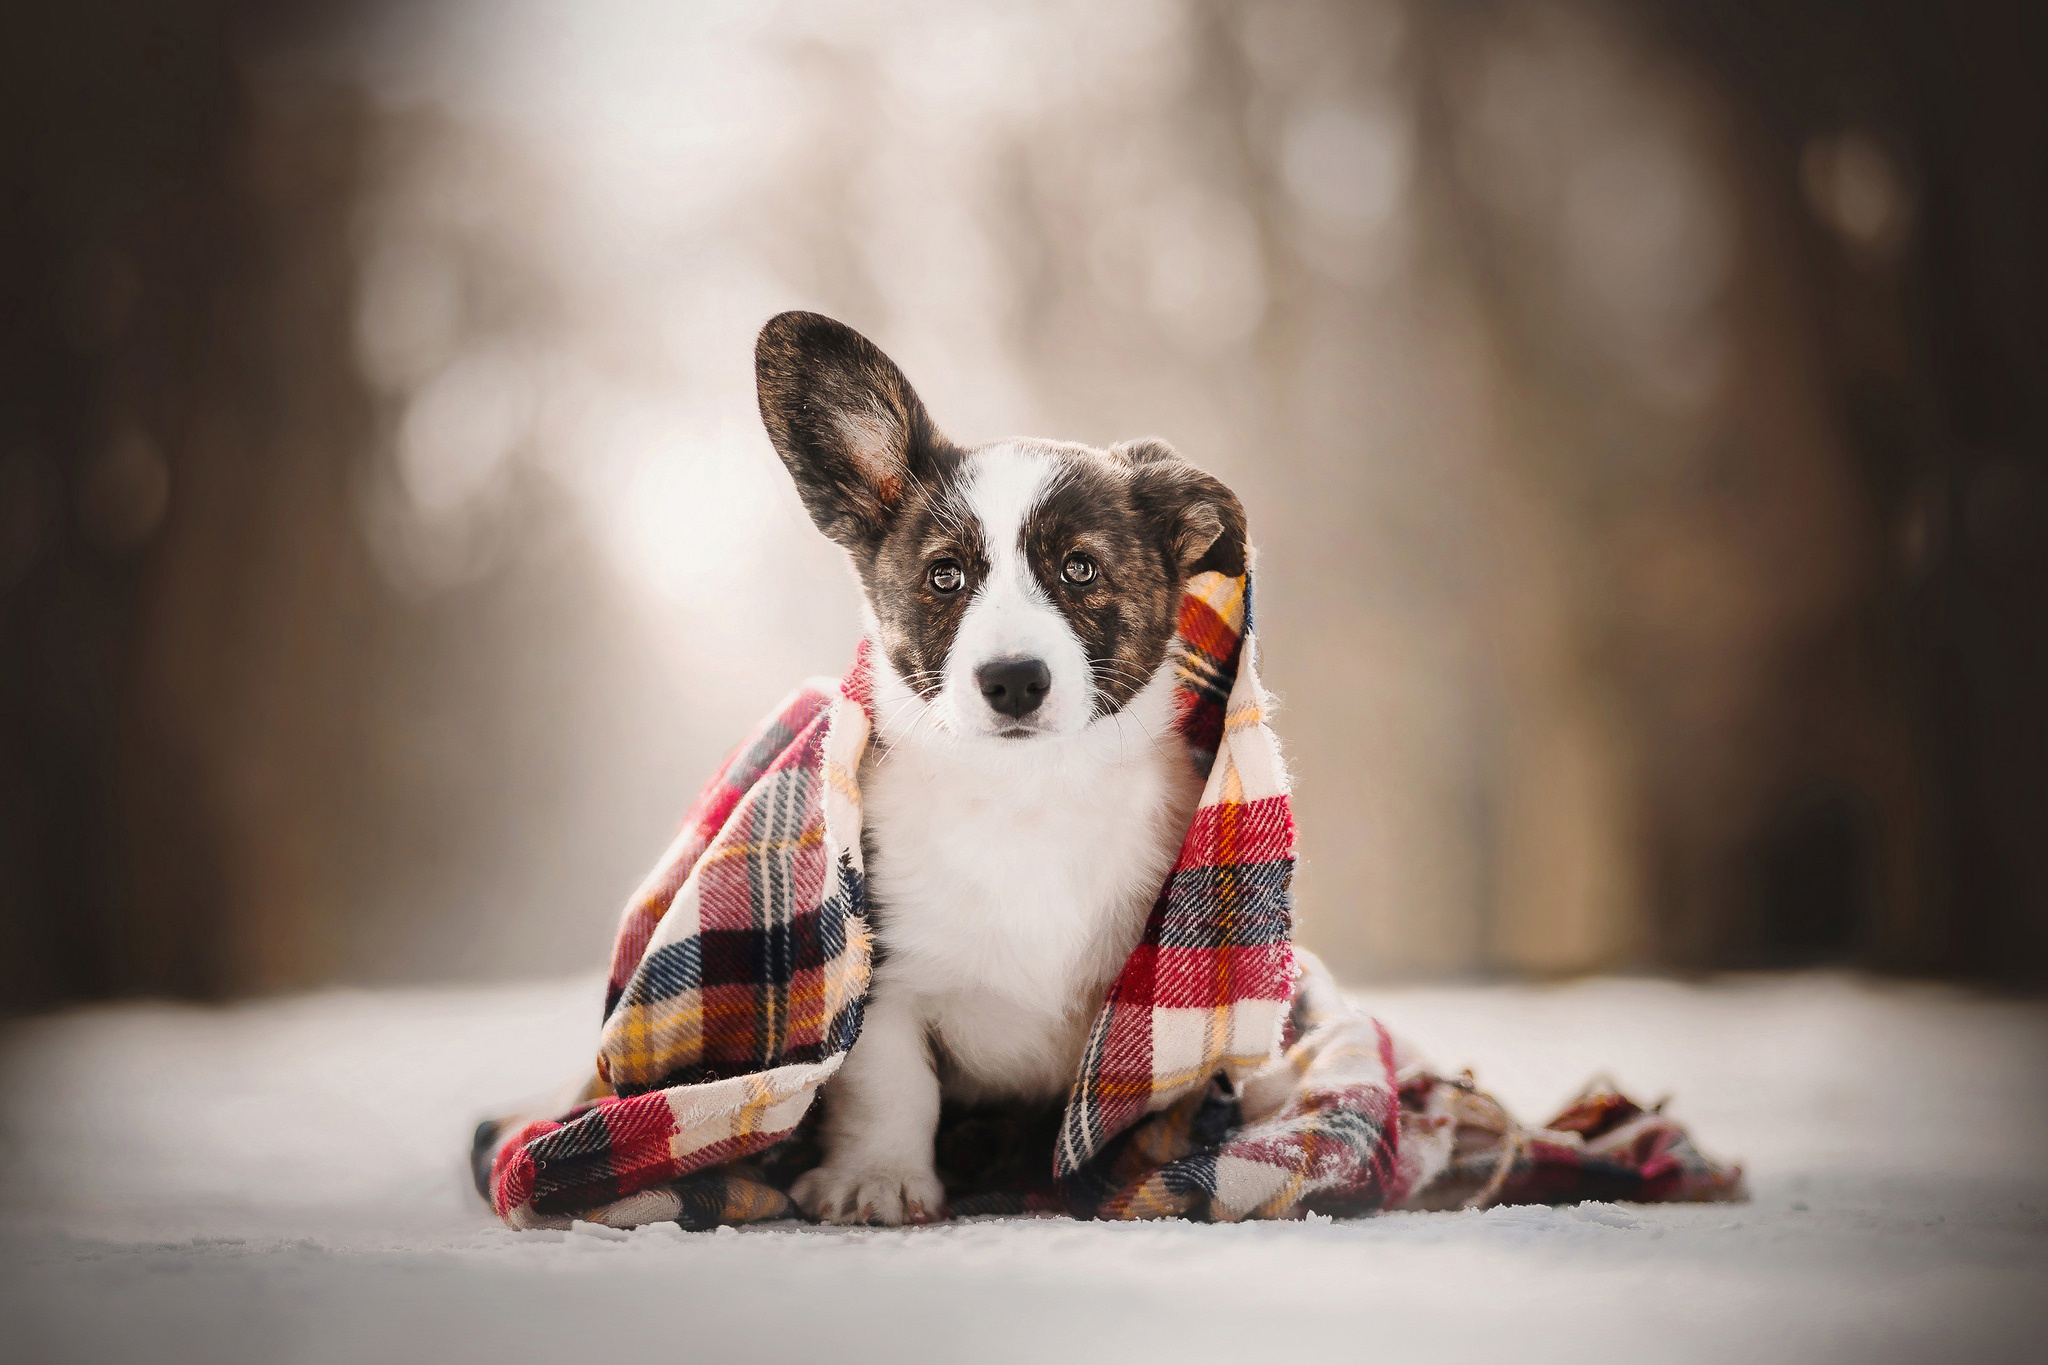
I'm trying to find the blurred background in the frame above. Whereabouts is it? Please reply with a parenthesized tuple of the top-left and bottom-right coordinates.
(1, 0, 2041, 1012)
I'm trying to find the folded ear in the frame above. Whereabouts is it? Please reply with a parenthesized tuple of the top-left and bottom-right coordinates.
(1118, 438, 1248, 579)
(755, 312, 956, 550)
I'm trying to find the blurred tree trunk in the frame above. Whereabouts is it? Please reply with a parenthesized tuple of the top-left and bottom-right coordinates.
(1646, 0, 2048, 978)
(0, 3, 374, 1008)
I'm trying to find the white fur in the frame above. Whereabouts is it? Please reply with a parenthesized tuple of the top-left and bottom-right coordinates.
(936, 448, 1096, 736)
(792, 445, 1204, 1225)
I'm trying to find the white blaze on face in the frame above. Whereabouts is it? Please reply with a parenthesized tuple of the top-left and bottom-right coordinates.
(945, 445, 1094, 736)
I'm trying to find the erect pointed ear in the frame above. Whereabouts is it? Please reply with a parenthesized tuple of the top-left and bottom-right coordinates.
(1118, 438, 1248, 579)
(755, 311, 956, 550)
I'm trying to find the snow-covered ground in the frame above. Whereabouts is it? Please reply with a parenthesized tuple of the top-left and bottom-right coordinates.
(2, 973, 2043, 1363)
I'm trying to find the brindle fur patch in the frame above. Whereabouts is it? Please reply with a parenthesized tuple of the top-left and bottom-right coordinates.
(864, 488, 988, 699)
(1017, 440, 1247, 712)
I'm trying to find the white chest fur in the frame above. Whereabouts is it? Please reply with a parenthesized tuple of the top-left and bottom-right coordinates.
(860, 663, 1203, 1105)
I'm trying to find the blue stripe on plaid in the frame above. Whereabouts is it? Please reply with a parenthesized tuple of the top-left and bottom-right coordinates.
(1154, 1149, 1221, 1199)
(819, 852, 866, 1055)
(733, 708, 819, 789)
(626, 939, 702, 1007)
(1152, 863, 1294, 947)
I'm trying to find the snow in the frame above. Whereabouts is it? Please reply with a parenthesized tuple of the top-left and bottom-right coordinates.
(3, 974, 2044, 1362)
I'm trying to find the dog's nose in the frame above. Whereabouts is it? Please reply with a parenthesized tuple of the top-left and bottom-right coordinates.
(976, 657, 1051, 720)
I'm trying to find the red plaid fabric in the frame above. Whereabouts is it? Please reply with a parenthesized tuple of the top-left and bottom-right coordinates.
(1055, 572, 1297, 1178)
(487, 652, 875, 1228)
(479, 570, 1743, 1228)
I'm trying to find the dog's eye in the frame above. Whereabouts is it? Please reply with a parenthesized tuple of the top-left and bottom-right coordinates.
(928, 560, 964, 593)
(1062, 553, 1097, 585)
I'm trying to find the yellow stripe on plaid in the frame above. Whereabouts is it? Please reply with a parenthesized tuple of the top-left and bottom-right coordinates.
(1184, 569, 1246, 634)
(602, 990, 707, 1089)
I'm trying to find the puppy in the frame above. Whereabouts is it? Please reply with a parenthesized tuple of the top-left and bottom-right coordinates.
(755, 312, 1247, 1225)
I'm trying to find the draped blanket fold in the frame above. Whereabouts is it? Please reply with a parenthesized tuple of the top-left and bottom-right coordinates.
(480, 571, 1742, 1229)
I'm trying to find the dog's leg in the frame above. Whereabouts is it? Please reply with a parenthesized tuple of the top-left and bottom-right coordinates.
(791, 987, 945, 1225)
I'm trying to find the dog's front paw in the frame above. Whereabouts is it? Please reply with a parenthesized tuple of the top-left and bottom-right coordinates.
(791, 1162, 945, 1226)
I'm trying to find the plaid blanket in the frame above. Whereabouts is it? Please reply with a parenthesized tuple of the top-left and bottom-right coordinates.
(480, 571, 1742, 1229)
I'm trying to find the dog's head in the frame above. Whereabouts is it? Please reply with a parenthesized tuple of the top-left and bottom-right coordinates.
(756, 311, 1245, 742)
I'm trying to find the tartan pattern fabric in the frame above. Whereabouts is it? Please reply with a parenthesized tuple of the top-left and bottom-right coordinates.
(1054, 571, 1297, 1177)
(489, 656, 875, 1228)
(1052, 954, 1404, 1220)
(1390, 1074, 1746, 1211)
(482, 568, 1743, 1228)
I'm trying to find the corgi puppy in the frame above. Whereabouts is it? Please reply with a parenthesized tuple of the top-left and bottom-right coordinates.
(754, 312, 1246, 1225)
